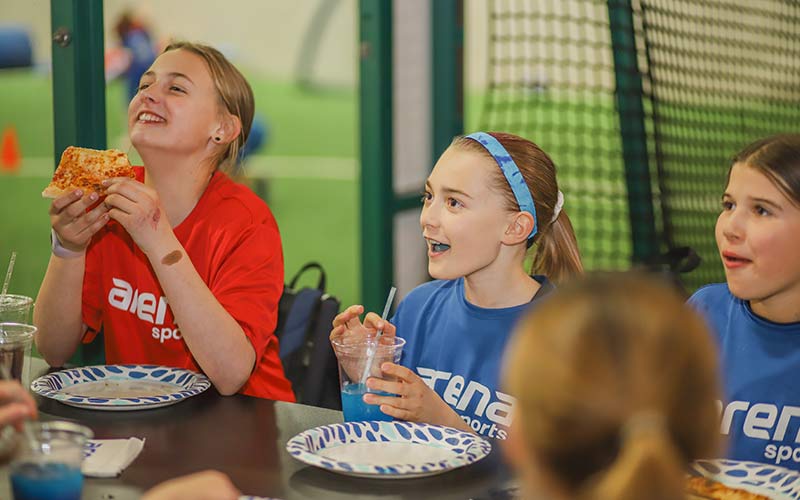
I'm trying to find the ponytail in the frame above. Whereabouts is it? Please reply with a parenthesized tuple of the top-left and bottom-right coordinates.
(504, 275, 721, 500)
(452, 132, 584, 283)
(582, 414, 686, 500)
(531, 209, 583, 283)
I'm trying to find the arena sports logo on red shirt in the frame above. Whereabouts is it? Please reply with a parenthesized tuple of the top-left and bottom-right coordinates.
(107, 277, 182, 343)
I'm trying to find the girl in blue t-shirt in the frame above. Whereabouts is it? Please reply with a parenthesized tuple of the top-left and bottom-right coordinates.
(331, 132, 583, 436)
(689, 133, 800, 468)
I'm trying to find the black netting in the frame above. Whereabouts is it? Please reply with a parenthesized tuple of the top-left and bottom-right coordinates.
(480, 0, 635, 272)
(640, 0, 800, 289)
(479, 0, 800, 290)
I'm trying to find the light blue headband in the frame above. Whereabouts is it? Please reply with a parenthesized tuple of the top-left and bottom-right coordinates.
(465, 132, 538, 239)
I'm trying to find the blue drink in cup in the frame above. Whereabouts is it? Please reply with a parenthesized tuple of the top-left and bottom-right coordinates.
(340, 383, 395, 422)
(331, 333, 405, 422)
(10, 421, 93, 500)
(11, 462, 83, 500)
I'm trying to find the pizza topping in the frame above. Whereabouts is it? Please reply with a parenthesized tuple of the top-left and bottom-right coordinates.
(42, 146, 135, 199)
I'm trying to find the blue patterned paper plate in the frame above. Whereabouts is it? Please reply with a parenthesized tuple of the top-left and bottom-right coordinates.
(691, 459, 800, 499)
(286, 421, 492, 479)
(31, 364, 211, 411)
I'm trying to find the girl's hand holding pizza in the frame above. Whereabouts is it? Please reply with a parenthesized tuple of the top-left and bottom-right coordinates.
(49, 189, 111, 254)
(102, 178, 175, 256)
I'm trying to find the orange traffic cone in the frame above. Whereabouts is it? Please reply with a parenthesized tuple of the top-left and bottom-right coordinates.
(1, 126, 21, 172)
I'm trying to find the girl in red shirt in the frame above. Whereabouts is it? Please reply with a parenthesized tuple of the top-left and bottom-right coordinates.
(35, 42, 293, 401)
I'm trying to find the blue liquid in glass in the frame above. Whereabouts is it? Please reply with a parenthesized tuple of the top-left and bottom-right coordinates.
(11, 462, 83, 500)
(341, 383, 395, 422)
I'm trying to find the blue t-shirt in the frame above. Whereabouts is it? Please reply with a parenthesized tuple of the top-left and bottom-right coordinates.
(689, 283, 800, 470)
(392, 276, 552, 440)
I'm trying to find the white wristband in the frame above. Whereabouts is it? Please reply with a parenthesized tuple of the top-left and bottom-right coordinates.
(50, 229, 85, 259)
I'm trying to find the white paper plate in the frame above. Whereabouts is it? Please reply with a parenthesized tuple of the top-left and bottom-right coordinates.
(31, 364, 210, 411)
(691, 459, 800, 499)
(286, 421, 492, 479)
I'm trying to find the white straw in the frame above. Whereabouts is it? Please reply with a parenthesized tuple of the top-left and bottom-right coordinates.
(359, 286, 397, 385)
(1, 251, 16, 296)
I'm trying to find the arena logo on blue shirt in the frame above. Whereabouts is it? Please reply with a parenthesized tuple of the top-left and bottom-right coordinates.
(418, 366, 515, 440)
(720, 399, 800, 466)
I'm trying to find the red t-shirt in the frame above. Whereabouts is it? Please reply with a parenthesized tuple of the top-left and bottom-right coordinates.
(82, 168, 294, 402)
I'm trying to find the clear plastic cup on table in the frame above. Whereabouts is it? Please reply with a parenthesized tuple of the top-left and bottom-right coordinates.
(0, 323, 37, 458)
(0, 295, 33, 324)
(10, 421, 93, 500)
(0, 322, 36, 387)
(330, 331, 405, 422)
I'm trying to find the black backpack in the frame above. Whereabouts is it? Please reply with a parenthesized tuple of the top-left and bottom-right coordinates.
(275, 262, 341, 410)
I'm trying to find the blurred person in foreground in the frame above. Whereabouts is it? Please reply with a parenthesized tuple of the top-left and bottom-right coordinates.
(503, 273, 721, 500)
(0, 381, 36, 431)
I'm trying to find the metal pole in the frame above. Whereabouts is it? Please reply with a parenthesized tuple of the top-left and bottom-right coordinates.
(51, 0, 107, 365)
(359, 0, 394, 314)
(51, 0, 107, 162)
(431, 0, 464, 158)
(607, 0, 659, 263)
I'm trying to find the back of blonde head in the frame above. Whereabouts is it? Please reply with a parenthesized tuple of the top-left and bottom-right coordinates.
(504, 273, 720, 500)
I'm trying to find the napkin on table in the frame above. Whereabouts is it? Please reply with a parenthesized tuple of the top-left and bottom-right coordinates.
(82, 438, 145, 478)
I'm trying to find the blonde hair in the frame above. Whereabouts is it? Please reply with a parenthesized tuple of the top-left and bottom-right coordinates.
(452, 132, 583, 283)
(504, 273, 721, 500)
(162, 41, 254, 173)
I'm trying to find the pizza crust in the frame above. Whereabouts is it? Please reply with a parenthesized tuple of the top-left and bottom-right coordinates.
(41, 183, 73, 199)
(42, 146, 135, 199)
(686, 476, 772, 500)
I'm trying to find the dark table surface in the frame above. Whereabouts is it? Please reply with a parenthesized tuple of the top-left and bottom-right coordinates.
(0, 361, 515, 499)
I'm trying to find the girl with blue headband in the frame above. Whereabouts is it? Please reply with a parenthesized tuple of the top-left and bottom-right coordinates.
(331, 132, 583, 438)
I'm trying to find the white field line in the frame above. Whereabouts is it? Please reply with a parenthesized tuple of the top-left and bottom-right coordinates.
(243, 156, 357, 180)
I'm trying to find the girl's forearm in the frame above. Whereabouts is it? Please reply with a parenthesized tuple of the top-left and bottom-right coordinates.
(33, 255, 87, 366)
(147, 242, 256, 395)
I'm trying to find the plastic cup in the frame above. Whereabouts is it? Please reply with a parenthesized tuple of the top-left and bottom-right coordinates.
(330, 332, 405, 422)
(0, 295, 33, 324)
(0, 323, 35, 458)
(0, 323, 35, 387)
(10, 421, 93, 500)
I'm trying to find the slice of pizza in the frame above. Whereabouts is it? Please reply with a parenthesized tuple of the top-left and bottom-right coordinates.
(42, 146, 135, 199)
(686, 476, 771, 500)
